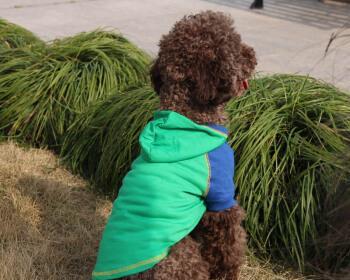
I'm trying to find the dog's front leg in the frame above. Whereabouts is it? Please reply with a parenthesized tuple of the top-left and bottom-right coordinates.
(192, 205, 246, 280)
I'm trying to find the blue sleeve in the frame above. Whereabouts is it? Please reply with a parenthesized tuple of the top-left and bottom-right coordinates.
(205, 143, 237, 212)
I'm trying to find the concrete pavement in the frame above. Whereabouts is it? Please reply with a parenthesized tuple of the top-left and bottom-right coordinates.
(1, 0, 350, 90)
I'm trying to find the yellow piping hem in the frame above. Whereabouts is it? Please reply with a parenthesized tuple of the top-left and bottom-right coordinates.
(204, 153, 211, 198)
(92, 251, 167, 277)
(206, 126, 228, 138)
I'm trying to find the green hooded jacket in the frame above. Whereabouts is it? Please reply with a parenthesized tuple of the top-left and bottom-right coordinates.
(92, 110, 228, 279)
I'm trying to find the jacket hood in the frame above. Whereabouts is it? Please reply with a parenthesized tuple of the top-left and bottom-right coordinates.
(139, 110, 228, 163)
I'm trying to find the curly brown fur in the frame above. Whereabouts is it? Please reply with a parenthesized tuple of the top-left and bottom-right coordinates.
(118, 237, 209, 280)
(192, 206, 247, 280)
(121, 11, 256, 280)
(118, 269, 154, 280)
(151, 10, 257, 124)
(153, 236, 210, 279)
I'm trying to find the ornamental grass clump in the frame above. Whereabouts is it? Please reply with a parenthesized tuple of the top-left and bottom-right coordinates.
(0, 18, 44, 49)
(0, 30, 151, 148)
(0, 19, 44, 72)
(61, 86, 158, 195)
(227, 74, 350, 273)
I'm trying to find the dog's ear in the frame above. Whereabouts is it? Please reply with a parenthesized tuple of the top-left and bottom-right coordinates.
(150, 58, 163, 95)
(192, 61, 217, 105)
(239, 43, 257, 79)
(192, 59, 234, 106)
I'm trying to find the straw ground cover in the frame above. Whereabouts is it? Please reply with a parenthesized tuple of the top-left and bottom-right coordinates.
(62, 75, 350, 276)
(0, 141, 305, 280)
(0, 30, 151, 148)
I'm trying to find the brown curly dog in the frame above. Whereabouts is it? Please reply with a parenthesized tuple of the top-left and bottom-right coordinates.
(119, 10, 256, 280)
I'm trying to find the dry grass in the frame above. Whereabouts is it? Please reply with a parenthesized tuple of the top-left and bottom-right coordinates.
(0, 141, 305, 280)
(0, 141, 110, 280)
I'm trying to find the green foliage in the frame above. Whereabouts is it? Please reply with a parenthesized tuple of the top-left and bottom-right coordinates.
(61, 86, 158, 194)
(0, 18, 44, 49)
(227, 74, 350, 272)
(0, 30, 151, 147)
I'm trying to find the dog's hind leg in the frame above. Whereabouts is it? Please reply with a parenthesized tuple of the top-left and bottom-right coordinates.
(118, 236, 210, 280)
(154, 236, 209, 280)
(153, 236, 210, 280)
(192, 205, 247, 280)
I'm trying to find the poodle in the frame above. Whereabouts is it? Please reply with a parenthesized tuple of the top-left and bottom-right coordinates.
(92, 11, 257, 280)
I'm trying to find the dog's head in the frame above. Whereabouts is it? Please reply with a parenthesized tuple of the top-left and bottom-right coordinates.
(151, 11, 257, 111)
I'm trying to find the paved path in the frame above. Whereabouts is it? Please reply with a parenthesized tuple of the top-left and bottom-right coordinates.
(1, 0, 350, 90)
